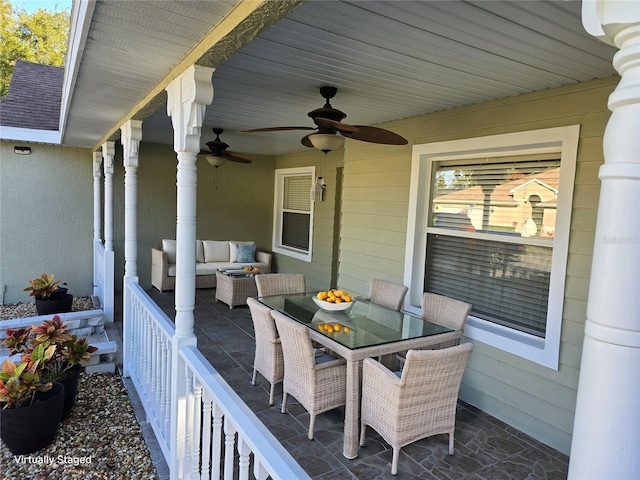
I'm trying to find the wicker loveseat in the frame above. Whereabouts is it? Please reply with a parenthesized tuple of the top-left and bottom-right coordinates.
(151, 239, 272, 292)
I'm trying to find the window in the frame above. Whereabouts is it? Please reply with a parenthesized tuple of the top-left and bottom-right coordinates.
(405, 126, 579, 369)
(273, 167, 315, 262)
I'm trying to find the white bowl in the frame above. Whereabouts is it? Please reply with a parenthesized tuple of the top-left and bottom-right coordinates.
(313, 297, 353, 311)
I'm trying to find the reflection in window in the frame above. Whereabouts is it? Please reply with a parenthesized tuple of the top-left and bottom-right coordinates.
(426, 158, 560, 337)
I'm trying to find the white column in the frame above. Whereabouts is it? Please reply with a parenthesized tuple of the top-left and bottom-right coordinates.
(166, 64, 214, 480)
(92, 151, 103, 243)
(92, 151, 103, 298)
(121, 120, 142, 379)
(166, 64, 214, 337)
(102, 142, 116, 252)
(569, 2, 640, 479)
(121, 120, 143, 281)
(101, 141, 116, 322)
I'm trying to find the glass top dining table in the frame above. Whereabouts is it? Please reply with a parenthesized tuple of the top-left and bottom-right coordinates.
(258, 293, 457, 459)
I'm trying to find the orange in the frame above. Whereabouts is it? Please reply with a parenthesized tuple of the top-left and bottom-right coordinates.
(333, 323, 342, 332)
(343, 294, 352, 302)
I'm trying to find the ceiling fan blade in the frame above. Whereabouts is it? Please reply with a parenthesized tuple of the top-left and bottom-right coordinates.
(314, 117, 359, 133)
(341, 126, 408, 145)
(224, 150, 253, 164)
(301, 134, 314, 148)
(240, 126, 316, 133)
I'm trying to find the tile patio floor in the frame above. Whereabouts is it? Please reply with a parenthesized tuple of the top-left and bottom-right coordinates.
(117, 288, 570, 479)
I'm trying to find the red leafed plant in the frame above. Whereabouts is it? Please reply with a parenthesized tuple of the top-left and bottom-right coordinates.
(2, 315, 98, 386)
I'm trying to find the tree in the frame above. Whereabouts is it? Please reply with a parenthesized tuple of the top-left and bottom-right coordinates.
(0, 0, 69, 97)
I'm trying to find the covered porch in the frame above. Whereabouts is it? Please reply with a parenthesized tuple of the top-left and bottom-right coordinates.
(1, 0, 638, 478)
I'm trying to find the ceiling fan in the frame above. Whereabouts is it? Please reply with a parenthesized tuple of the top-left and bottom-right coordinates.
(241, 86, 408, 153)
(200, 128, 254, 167)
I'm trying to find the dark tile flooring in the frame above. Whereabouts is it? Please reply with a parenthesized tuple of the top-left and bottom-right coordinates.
(126, 288, 569, 479)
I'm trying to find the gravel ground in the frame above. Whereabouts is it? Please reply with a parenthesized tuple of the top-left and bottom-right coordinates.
(1, 373, 159, 480)
(0, 297, 96, 321)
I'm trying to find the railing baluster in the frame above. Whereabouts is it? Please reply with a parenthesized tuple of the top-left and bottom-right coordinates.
(238, 437, 251, 480)
(212, 404, 223, 479)
(184, 367, 194, 479)
(193, 380, 203, 476)
(159, 336, 167, 435)
(223, 417, 236, 480)
(145, 312, 153, 396)
(200, 391, 213, 480)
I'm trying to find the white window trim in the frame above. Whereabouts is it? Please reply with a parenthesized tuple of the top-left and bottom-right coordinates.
(272, 166, 315, 262)
(404, 126, 580, 370)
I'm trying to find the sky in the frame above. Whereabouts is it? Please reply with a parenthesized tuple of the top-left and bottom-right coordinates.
(14, 0, 72, 13)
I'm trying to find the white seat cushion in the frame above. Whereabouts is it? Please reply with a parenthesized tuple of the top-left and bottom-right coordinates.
(196, 263, 218, 275)
(203, 240, 230, 262)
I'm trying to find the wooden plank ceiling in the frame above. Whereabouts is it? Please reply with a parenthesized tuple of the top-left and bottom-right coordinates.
(62, 0, 616, 154)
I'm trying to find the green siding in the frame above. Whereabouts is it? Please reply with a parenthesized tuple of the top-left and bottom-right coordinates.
(317, 77, 611, 454)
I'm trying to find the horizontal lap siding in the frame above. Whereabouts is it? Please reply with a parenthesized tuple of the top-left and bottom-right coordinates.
(338, 77, 616, 454)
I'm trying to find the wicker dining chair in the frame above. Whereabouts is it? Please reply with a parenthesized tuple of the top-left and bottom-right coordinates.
(246, 297, 284, 406)
(369, 279, 408, 311)
(360, 342, 474, 475)
(421, 292, 472, 349)
(271, 310, 347, 440)
(255, 273, 306, 297)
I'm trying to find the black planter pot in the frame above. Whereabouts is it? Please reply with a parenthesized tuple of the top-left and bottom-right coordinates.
(58, 363, 82, 418)
(35, 293, 73, 315)
(0, 382, 64, 454)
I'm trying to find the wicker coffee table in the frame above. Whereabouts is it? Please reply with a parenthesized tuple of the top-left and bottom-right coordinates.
(215, 271, 259, 309)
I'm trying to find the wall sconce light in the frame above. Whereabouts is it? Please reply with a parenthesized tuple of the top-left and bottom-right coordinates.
(14, 146, 31, 155)
(308, 134, 344, 154)
(311, 176, 326, 202)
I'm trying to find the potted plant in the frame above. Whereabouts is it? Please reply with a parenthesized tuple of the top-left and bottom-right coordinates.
(2, 315, 98, 419)
(24, 273, 74, 315)
(0, 346, 65, 454)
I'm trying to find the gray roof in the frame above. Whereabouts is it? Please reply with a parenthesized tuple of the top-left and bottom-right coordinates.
(0, 60, 63, 131)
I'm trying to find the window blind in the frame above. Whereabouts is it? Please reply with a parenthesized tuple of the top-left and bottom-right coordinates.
(425, 158, 560, 338)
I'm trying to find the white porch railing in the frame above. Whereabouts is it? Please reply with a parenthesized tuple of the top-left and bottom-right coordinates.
(93, 239, 114, 322)
(124, 282, 309, 480)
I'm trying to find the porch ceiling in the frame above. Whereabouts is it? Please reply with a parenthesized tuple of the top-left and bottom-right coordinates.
(61, 0, 617, 155)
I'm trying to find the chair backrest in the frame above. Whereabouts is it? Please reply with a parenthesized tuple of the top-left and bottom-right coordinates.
(369, 279, 408, 311)
(400, 343, 473, 400)
(421, 292, 472, 331)
(271, 310, 316, 377)
(247, 297, 278, 345)
(256, 274, 306, 297)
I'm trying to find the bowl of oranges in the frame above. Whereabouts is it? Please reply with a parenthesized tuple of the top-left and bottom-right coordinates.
(313, 289, 353, 311)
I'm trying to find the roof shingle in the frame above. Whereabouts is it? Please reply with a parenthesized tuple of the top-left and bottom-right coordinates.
(0, 60, 63, 131)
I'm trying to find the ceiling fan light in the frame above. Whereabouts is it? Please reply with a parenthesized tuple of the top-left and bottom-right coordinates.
(206, 155, 227, 167)
(308, 134, 344, 153)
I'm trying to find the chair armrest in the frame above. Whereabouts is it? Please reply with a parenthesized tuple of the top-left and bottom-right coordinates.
(152, 248, 168, 273)
(314, 356, 346, 371)
(256, 251, 272, 271)
(363, 357, 402, 388)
